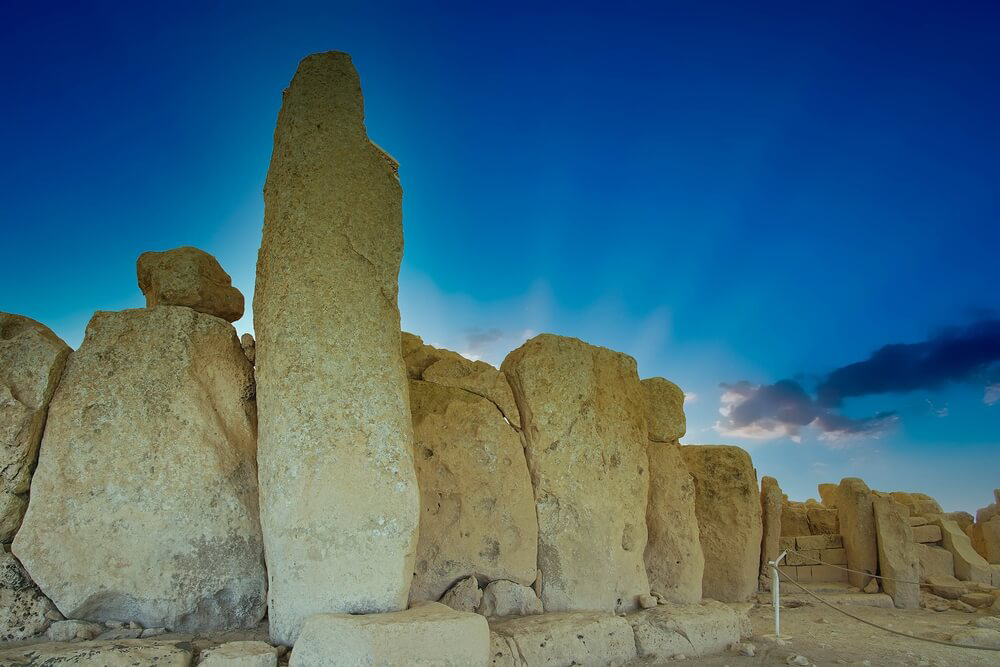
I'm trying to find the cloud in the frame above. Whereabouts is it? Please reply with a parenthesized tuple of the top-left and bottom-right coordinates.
(986, 383, 1000, 406)
(463, 327, 505, 351)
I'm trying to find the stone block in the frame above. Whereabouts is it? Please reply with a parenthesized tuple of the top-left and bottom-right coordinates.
(931, 517, 991, 584)
(912, 524, 942, 544)
(786, 549, 819, 566)
(821, 547, 847, 565)
(0, 640, 192, 666)
(796, 534, 842, 550)
(200, 641, 279, 667)
(629, 600, 745, 659)
(811, 565, 849, 583)
(917, 544, 955, 580)
(490, 612, 636, 667)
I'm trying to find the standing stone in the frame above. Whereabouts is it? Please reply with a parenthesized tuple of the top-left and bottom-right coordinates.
(969, 519, 1000, 564)
(807, 507, 839, 535)
(253, 51, 419, 644)
(640, 377, 686, 443)
(917, 544, 955, 580)
(137, 246, 244, 322)
(0, 314, 70, 542)
(836, 478, 878, 588)
(240, 333, 256, 366)
(759, 476, 783, 587)
(818, 483, 839, 508)
(680, 445, 762, 602)
(13, 306, 265, 631)
(872, 496, 919, 609)
(930, 516, 992, 584)
(501, 335, 650, 612)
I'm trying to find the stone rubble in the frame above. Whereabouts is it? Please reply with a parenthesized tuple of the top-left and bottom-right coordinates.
(137, 246, 244, 322)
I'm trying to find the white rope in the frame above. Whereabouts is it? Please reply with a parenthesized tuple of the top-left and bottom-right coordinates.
(785, 548, 922, 586)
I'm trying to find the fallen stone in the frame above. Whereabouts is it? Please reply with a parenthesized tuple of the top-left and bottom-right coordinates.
(786, 655, 810, 666)
(13, 306, 265, 631)
(951, 599, 977, 613)
(140, 627, 167, 638)
(137, 246, 244, 321)
(289, 602, 489, 667)
(439, 576, 482, 614)
(407, 379, 536, 604)
(920, 591, 951, 612)
(930, 516, 992, 584)
(629, 600, 745, 659)
(490, 612, 637, 667)
(501, 334, 650, 612)
(96, 627, 143, 640)
(730, 641, 756, 656)
(254, 51, 420, 644)
(478, 580, 543, 617)
(640, 377, 686, 442)
(917, 544, 955, 580)
(0, 313, 70, 542)
(925, 575, 965, 599)
(759, 476, 783, 588)
(836, 478, 878, 589)
(199, 641, 278, 667)
(639, 594, 658, 609)
(0, 640, 193, 666)
(45, 619, 104, 641)
(240, 333, 255, 365)
(681, 445, 762, 602)
(960, 592, 995, 608)
(863, 579, 880, 594)
(872, 496, 919, 608)
(912, 524, 943, 544)
(950, 628, 1000, 648)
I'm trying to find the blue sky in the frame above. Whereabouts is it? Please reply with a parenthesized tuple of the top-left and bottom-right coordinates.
(2, 1, 997, 511)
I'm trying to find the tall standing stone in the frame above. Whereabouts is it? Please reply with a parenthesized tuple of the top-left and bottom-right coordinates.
(759, 476, 783, 588)
(254, 51, 419, 644)
(836, 478, 878, 588)
(0, 314, 70, 542)
(501, 334, 650, 612)
(872, 496, 919, 608)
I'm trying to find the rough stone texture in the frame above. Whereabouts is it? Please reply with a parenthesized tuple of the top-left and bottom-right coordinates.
(0, 313, 70, 543)
(917, 544, 955, 580)
(640, 377, 686, 442)
(945, 511, 974, 531)
(969, 519, 1000, 563)
(0, 550, 56, 641)
(253, 51, 419, 644)
(240, 333, 255, 366)
(137, 246, 244, 322)
(912, 524, 943, 543)
(925, 574, 965, 599)
(836, 478, 878, 588)
(45, 619, 104, 641)
(780, 504, 810, 537)
(629, 600, 746, 660)
(807, 507, 839, 535)
(289, 602, 488, 667)
(407, 380, 536, 604)
(478, 580, 543, 617)
(759, 476, 783, 585)
(199, 641, 278, 667)
(818, 483, 839, 508)
(645, 442, 703, 604)
(930, 516, 992, 584)
(489, 612, 637, 667)
(439, 576, 481, 614)
(871, 496, 919, 609)
(501, 335, 650, 613)
(950, 628, 1000, 649)
(13, 306, 264, 631)
(889, 491, 942, 517)
(0, 640, 193, 666)
(680, 445, 761, 602)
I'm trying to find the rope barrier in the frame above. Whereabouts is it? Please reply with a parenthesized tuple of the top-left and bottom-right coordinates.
(773, 568, 1000, 652)
(785, 548, 922, 586)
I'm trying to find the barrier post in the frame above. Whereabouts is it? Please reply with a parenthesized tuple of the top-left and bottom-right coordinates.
(770, 550, 787, 637)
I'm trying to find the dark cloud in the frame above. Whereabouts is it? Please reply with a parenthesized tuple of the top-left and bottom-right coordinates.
(463, 327, 505, 351)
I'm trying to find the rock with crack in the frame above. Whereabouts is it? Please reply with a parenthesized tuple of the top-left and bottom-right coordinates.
(0, 640, 194, 665)
(872, 495, 919, 608)
(836, 478, 878, 588)
(501, 334, 650, 612)
(489, 612, 637, 666)
(0, 313, 70, 543)
(477, 580, 543, 617)
(12, 306, 265, 631)
(253, 51, 419, 644)
(137, 246, 244, 322)
(240, 333, 256, 366)
(629, 600, 747, 660)
(438, 576, 482, 613)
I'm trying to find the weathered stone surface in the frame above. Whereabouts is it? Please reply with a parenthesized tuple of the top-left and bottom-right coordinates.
(240, 333, 255, 366)
(818, 483, 839, 508)
(780, 504, 810, 537)
(645, 442, 703, 603)
(917, 544, 954, 580)
(0, 640, 193, 666)
(501, 335, 650, 612)
(629, 600, 746, 660)
(137, 246, 244, 321)
(796, 534, 842, 550)
(254, 51, 419, 644)
(889, 491, 942, 517)
(489, 612, 636, 667)
(759, 476, 782, 585)
(0, 313, 70, 542)
(407, 380, 536, 604)
(45, 619, 103, 641)
(836, 478, 878, 588)
(289, 602, 489, 667)
(969, 519, 1000, 563)
(925, 574, 965, 599)
(950, 628, 1000, 649)
(439, 576, 481, 614)
(930, 516, 992, 584)
(640, 377, 686, 442)
(0, 551, 55, 641)
(478, 580, 543, 617)
(13, 306, 264, 631)
(680, 445, 762, 602)
(944, 511, 975, 531)
(912, 524, 943, 544)
(871, 496, 919, 609)
(807, 507, 839, 535)
(199, 641, 278, 667)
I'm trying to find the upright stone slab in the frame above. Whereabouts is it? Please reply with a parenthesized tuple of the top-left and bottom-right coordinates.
(872, 496, 919, 609)
(501, 335, 650, 612)
(680, 445, 762, 602)
(969, 519, 1000, 564)
(640, 377, 686, 443)
(254, 52, 419, 644)
(931, 516, 991, 584)
(0, 314, 70, 542)
(759, 476, 783, 587)
(13, 306, 265, 631)
(836, 478, 878, 588)
(818, 483, 839, 508)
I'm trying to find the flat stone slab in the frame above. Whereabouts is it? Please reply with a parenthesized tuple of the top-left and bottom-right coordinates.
(289, 602, 488, 667)
(628, 600, 745, 660)
(0, 640, 193, 666)
(489, 612, 637, 667)
(199, 640, 278, 666)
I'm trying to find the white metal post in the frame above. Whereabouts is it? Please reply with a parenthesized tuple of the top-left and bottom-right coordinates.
(770, 550, 787, 637)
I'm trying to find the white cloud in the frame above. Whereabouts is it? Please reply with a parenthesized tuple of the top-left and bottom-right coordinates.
(985, 383, 1000, 406)
(684, 391, 698, 404)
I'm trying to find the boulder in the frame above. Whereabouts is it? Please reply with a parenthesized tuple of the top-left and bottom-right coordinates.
(13, 306, 265, 631)
(289, 602, 489, 667)
(478, 580, 543, 617)
(759, 476, 783, 586)
(680, 445, 762, 602)
(0, 313, 70, 542)
(871, 496, 919, 609)
(925, 574, 965, 599)
(0, 551, 55, 641)
(917, 544, 954, 580)
(407, 380, 536, 604)
(629, 600, 746, 660)
(199, 641, 279, 667)
(836, 478, 878, 588)
(640, 377, 686, 442)
(253, 51, 420, 644)
(780, 503, 810, 537)
(240, 333, 255, 365)
(137, 246, 244, 321)
(969, 519, 1000, 563)
(930, 516, 992, 584)
(0, 640, 193, 666)
(45, 619, 104, 641)
(439, 576, 482, 614)
(501, 335, 650, 612)
(950, 628, 1000, 649)
(489, 612, 637, 667)
(818, 483, 839, 508)
(645, 442, 703, 603)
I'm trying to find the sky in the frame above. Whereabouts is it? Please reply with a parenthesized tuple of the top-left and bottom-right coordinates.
(2, 1, 998, 512)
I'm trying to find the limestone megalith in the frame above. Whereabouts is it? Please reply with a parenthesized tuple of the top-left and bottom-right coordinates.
(0, 314, 70, 542)
(640, 377, 686, 443)
(501, 334, 650, 612)
(836, 478, 878, 588)
(253, 51, 419, 643)
(137, 246, 244, 322)
(872, 495, 919, 608)
(13, 306, 265, 631)
(759, 476, 783, 587)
